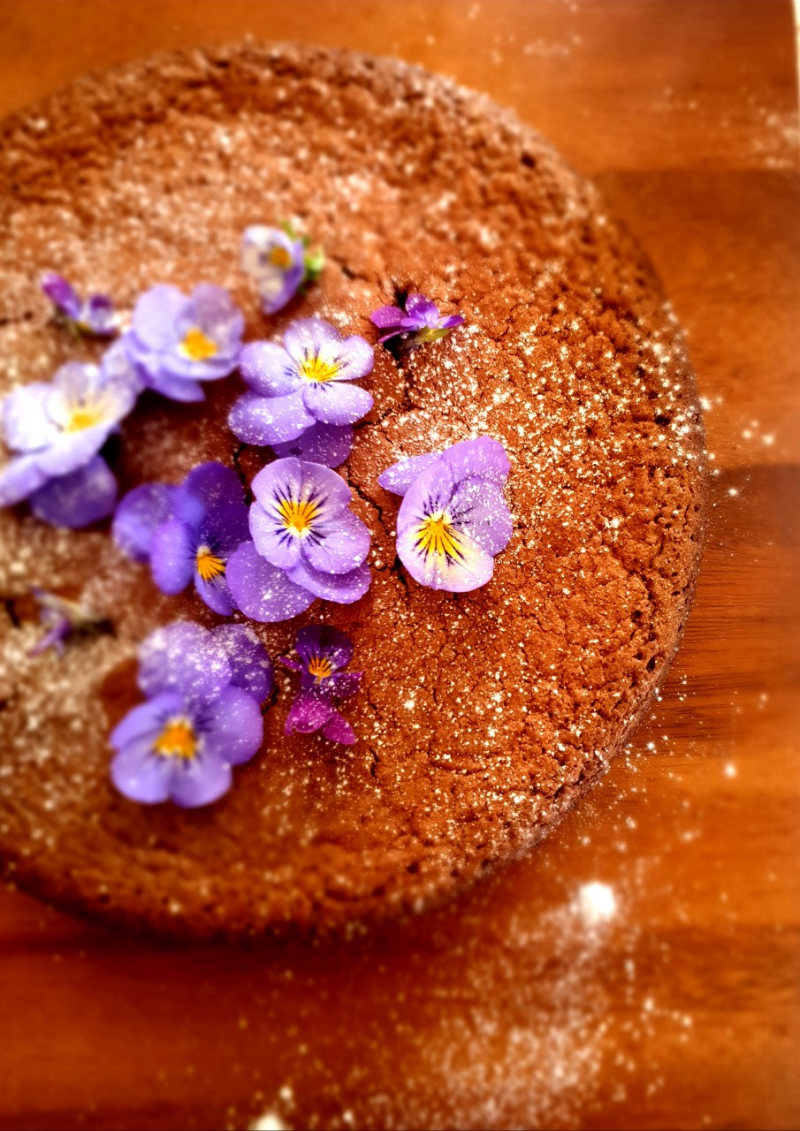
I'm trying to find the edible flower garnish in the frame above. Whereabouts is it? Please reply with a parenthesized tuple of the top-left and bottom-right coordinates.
(0, 359, 139, 527)
(379, 437, 513, 593)
(228, 318, 373, 465)
(110, 622, 270, 808)
(241, 223, 324, 315)
(114, 462, 249, 616)
(29, 588, 108, 656)
(41, 272, 119, 337)
(227, 456, 371, 620)
(370, 292, 464, 349)
(282, 625, 362, 745)
(124, 283, 244, 402)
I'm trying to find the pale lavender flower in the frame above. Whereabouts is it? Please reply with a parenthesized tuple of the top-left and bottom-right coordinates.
(41, 272, 118, 337)
(0, 360, 138, 525)
(380, 437, 513, 593)
(125, 284, 244, 403)
(109, 621, 268, 808)
(241, 226, 306, 315)
(281, 625, 362, 745)
(370, 292, 464, 348)
(228, 318, 373, 453)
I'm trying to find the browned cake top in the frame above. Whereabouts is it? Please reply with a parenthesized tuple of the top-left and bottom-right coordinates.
(0, 43, 705, 937)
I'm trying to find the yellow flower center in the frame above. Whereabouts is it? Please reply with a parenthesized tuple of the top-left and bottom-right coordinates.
(308, 656, 334, 682)
(277, 497, 320, 535)
(415, 511, 464, 561)
(180, 327, 218, 362)
(300, 355, 339, 384)
(64, 404, 104, 433)
(195, 546, 225, 582)
(269, 245, 293, 269)
(153, 717, 197, 761)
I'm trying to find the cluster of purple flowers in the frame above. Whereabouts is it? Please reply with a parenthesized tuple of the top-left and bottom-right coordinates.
(4, 247, 514, 807)
(111, 620, 362, 807)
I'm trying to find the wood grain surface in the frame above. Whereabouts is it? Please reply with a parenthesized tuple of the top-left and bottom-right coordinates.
(0, 2, 798, 1129)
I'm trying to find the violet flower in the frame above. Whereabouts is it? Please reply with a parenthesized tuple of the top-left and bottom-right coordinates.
(110, 621, 269, 808)
(228, 318, 373, 460)
(114, 463, 250, 616)
(379, 437, 513, 593)
(0, 359, 139, 527)
(125, 284, 244, 403)
(370, 293, 464, 348)
(282, 625, 362, 745)
(41, 272, 118, 337)
(227, 457, 371, 619)
(29, 588, 107, 656)
(241, 225, 306, 315)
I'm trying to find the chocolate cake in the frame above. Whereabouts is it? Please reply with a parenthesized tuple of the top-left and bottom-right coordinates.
(0, 43, 705, 937)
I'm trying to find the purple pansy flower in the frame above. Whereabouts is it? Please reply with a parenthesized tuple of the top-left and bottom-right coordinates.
(0, 359, 139, 526)
(41, 272, 118, 337)
(29, 588, 107, 656)
(228, 318, 373, 461)
(241, 224, 325, 316)
(370, 293, 464, 348)
(125, 284, 244, 403)
(228, 457, 371, 619)
(270, 421, 354, 469)
(379, 437, 513, 593)
(114, 462, 250, 616)
(281, 625, 362, 745)
(109, 621, 269, 808)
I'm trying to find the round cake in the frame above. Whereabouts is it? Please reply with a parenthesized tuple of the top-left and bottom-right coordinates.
(0, 43, 705, 937)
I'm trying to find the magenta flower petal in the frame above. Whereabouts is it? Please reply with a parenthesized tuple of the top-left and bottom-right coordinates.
(270, 421, 353, 468)
(41, 273, 82, 320)
(203, 685, 264, 766)
(302, 381, 373, 427)
(322, 712, 357, 745)
(369, 304, 406, 330)
(226, 540, 315, 623)
(377, 452, 443, 497)
(327, 672, 363, 700)
(303, 507, 371, 576)
(404, 293, 440, 323)
(29, 456, 117, 529)
(286, 558, 371, 604)
(150, 517, 195, 595)
(229, 388, 315, 446)
(239, 341, 302, 397)
(211, 624, 273, 702)
(113, 482, 176, 562)
(285, 690, 335, 735)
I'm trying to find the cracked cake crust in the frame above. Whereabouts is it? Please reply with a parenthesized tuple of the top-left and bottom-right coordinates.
(0, 43, 705, 937)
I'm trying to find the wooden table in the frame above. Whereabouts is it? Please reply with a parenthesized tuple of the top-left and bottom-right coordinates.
(1, 2, 798, 1128)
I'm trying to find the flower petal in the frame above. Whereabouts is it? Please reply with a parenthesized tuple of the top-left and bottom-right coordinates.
(405, 293, 440, 326)
(29, 456, 117, 528)
(369, 304, 405, 331)
(271, 422, 353, 468)
(302, 381, 373, 427)
(174, 461, 245, 527)
(150, 518, 196, 595)
(110, 692, 183, 751)
(229, 389, 315, 446)
(251, 457, 352, 526)
(113, 482, 176, 562)
(131, 284, 186, 351)
(302, 507, 371, 575)
(168, 752, 233, 809)
(449, 477, 513, 557)
(441, 436, 510, 484)
(239, 341, 301, 397)
(286, 558, 371, 604)
(0, 452, 51, 506)
(377, 451, 443, 497)
(249, 499, 302, 570)
(396, 521, 494, 592)
(226, 540, 315, 623)
(322, 711, 357, 745)
(202, 685, 264, 765)
(327, 671, 363, 700)
(211, 624, 273, 702)
(138, 622, 230, 702)
(2, 383, 58, 452)
(195, 573, 234, 616)
(186, 283, 244, 356)
(139, 365, 206, 403)
(295, 625, 353, 672)
(41, 272, 81, 319)
(111, 739, 174, 805)
(285, 690, 335, 735)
